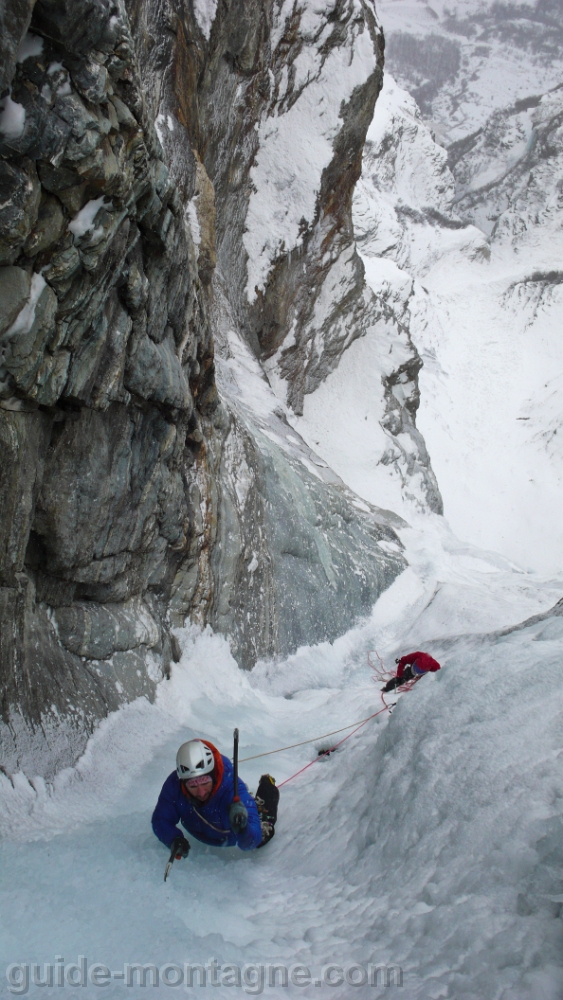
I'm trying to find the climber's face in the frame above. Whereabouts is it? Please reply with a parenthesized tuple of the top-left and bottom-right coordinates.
(185, 774, 214, 802)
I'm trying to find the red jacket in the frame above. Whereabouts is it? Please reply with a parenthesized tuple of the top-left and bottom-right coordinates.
(397, 651, 441, 677)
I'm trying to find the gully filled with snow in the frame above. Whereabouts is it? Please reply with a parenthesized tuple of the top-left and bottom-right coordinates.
(1, 518, 563, 999)
(1, 0, 563, 997)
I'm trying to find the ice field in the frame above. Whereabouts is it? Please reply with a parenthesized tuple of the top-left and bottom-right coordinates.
(1, 518, 563, 1000)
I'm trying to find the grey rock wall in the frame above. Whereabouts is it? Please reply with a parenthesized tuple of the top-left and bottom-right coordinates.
(0, 0, 218, 775)
(0, 0, 417, 777)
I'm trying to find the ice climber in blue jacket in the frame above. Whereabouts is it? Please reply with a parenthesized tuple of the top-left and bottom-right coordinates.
(152, 739, 279, 862)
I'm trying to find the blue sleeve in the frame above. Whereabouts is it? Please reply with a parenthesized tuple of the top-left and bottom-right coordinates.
(234, 778, 263, 851)
(152, 775, 183, 849)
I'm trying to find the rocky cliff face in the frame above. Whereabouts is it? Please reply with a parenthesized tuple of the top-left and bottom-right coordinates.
(0, 0, 221, 775)
(0, 0, 435, 777)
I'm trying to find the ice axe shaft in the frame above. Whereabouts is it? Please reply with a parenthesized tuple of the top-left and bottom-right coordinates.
(229, 728, 248, 833)
(233, 727, 239, 802)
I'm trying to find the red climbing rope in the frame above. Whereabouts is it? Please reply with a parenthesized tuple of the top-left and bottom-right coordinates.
(278, 690, 393, 788)
(277, 651, 417, 789)
(368, 649, 418, 692)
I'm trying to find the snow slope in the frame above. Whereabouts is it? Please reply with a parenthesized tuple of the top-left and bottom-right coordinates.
(413, 251, 563, 575)
(345, 1, 563, 573)
(377, 0, 563, 143)
(1, 523, 562, 999)
(293, 69, 563, 574)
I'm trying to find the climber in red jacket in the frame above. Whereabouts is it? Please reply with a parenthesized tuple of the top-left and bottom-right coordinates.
(382, 651, 441, 693)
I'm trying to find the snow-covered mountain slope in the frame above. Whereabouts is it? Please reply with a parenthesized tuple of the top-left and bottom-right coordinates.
(290, 74, 480, 519)
(2, 532, 562, 1000)
(450, 85, 563, 243)
(378, 0, 563, 143)
(361, 1, 562, 573)
(324, 52, 563, 574)
(198, 0, 444, 527)
(412, 257, 563, 575)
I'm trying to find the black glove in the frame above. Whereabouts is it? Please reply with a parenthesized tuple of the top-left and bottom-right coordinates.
(171, 835, 190, 859)
(395, 657, 400, 664)
(229, 801, 248, 833)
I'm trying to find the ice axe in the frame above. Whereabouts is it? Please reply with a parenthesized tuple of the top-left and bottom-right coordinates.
(233, 727, 239, 801)
(164, 843, 177, 882)
(164, 836, 190, 882)
(229, 727, 248, 832)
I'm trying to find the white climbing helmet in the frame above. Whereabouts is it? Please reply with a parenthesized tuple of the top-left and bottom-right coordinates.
(176, 740, 214, 780)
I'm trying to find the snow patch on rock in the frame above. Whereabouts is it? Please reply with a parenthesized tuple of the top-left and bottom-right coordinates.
(0, 92, 26, 140)
(68, 197, 112, 238)
(5, 273, 47, 337)
(16, 32, 43, 63)
(243, 4, 377, 301)
(193, 0, 218, 40)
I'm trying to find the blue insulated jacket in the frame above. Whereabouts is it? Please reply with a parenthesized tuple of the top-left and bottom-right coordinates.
(152, 756, 262, 851)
